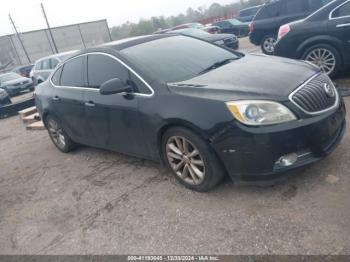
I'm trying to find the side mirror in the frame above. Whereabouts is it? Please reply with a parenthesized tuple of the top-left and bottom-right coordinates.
(99, 78, 132, 95)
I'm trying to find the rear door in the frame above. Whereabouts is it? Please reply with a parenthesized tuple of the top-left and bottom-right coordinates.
(51, 56, 86, 143)
(83, 53, 146, 156)
(328, 0, 350, 63)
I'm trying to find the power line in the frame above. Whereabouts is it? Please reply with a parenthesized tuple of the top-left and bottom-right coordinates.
(41, 2, 59, 53)
(8, 14, 31, 64)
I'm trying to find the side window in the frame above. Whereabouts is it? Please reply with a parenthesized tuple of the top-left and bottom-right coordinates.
(51, 66, 63, 85)
(332, 2, 350, 18)
(255, 3, 280, 19)
(35, 61, 43, 70)
(87, 54, 129, 89)
(130, 73, 152, 95)
(51, 59, 59, 69)
(42, 59, 51, 70)
(282, 0, 307, 15)
(60, 57, 85, 87)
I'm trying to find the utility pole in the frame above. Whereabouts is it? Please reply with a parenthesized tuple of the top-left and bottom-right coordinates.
(41, 3, 58, 53)
(8, 14, 31, 63)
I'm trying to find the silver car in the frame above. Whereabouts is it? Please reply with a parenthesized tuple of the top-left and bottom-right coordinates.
(0, 73, 34, 96)
(30, 51, 77, 85)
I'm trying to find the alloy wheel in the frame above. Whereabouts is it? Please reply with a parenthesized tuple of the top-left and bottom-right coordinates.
(166, 136, 205, 185)
(47, 118, 66, 149)
(263, 37, 276, 54)
(305, 48, 336, 75)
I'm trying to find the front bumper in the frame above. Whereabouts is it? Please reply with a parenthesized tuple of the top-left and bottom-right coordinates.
(7, 82, 34, 95)
(212, 100, 346, 184)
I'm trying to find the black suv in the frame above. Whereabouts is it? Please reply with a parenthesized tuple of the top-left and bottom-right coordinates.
(275, 0, 350, 77)
(249, 0, 332, 55)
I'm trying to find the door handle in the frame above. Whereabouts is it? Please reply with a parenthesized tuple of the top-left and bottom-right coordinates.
(52, 96, 60, 101)
(84, 101, 95, 107)
(336, 23, 350, 28)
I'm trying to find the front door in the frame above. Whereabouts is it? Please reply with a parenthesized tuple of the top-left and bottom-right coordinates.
(83, 53, 146, 156)
(51, 56, 86, 144)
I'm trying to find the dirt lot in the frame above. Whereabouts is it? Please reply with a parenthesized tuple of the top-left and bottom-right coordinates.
(0, 39, 349, 255)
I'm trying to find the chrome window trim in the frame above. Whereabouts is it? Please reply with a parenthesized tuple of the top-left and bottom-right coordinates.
(50, 52, 154, 97)
(288, 73, 340, 116)
(329, 0, 350, 20)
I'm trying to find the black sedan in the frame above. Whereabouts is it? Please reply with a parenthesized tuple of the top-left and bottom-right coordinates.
(275, 0, 350, 77)
(35, 34, 346, 191)
(167, 28, 239, 50)
(0, 73, 34, 96)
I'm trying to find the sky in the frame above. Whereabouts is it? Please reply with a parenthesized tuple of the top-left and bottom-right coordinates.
(0, 0, 235, 36)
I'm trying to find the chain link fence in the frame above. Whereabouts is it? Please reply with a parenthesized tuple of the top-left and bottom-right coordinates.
(0, 19, 112, 70)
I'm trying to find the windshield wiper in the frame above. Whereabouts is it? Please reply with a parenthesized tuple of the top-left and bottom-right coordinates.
(198, 58, 237, 76)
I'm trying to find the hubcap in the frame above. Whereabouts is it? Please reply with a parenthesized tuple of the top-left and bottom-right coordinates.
(263, 37, 276, 53)
(166, 136, 205, 185)
(47, 119, 66, 149)
(305, 48, 336, 75)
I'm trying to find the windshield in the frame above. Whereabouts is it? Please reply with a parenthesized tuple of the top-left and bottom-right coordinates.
(0, 73, 21, 84)
(228, 19, 242, 25)
(121, 35, 240, 83)
(173, 29, 210, 37)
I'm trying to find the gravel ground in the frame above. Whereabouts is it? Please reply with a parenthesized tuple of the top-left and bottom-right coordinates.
(0, 38, 349, 255)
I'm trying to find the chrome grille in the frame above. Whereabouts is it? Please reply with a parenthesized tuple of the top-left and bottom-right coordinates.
(290, 74, 338, 115)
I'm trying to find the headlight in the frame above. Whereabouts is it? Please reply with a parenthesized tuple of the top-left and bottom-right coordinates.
(226, 100, 297, 126)
(215, 40, 225, 45)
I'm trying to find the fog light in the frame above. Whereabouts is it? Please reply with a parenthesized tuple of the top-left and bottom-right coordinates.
(277, 153, 298, 167)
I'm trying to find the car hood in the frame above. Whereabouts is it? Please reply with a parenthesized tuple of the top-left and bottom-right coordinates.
(168, 54, 320, 102)
(2, 77, 31, 86)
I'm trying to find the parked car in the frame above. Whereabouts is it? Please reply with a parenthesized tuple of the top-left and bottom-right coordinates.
(35, 34, 346, 192)
(275, 0, 350, 77)
(156, 23, 204, 33)
(0, 88, 11, 106)
(165, 28, 239, 50)
(238, 5, 263, 22)
(213, 19, 250, 37)
(0, 73, 34, 96)
(12, 64, 34, 78)
(30, 51, 77, 85)
(249, 0, 332, 55)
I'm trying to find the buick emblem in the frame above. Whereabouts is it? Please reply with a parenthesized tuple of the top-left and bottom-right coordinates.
(324, 83, 335, 98)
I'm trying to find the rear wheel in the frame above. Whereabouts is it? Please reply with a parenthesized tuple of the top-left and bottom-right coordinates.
(261, 34, 277, 55)
(162, 127, 226, 192)
(46, 115, 76, 153)
(302, 44, 342, 78)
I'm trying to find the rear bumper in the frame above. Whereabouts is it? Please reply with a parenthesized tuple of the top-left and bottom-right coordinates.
(274, 39, 298, 59)
(211, 100, 346, 184)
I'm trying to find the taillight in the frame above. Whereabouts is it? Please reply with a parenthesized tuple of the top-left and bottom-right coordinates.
(249, 22, 254, 33)
(278, 24, 290, 40)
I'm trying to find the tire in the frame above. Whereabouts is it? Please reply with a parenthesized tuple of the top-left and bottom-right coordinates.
(261, 34, 277, 55)
(45, 115, 77, 153)
(162, 127, 226, 192)
(302, 44, 342, 78)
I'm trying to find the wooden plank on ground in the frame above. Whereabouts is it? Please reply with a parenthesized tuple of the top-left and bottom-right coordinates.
(26, 121, 45, 131)
(18, 106, 37, 118)
(23, 113, 40, 124)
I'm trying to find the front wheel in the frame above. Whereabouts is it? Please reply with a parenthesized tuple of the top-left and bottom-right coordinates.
(162, 127, 226, 192)
(302, 44, 342, 78)
(46, 115, 76, 153)
(261, 34, 277, 55)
